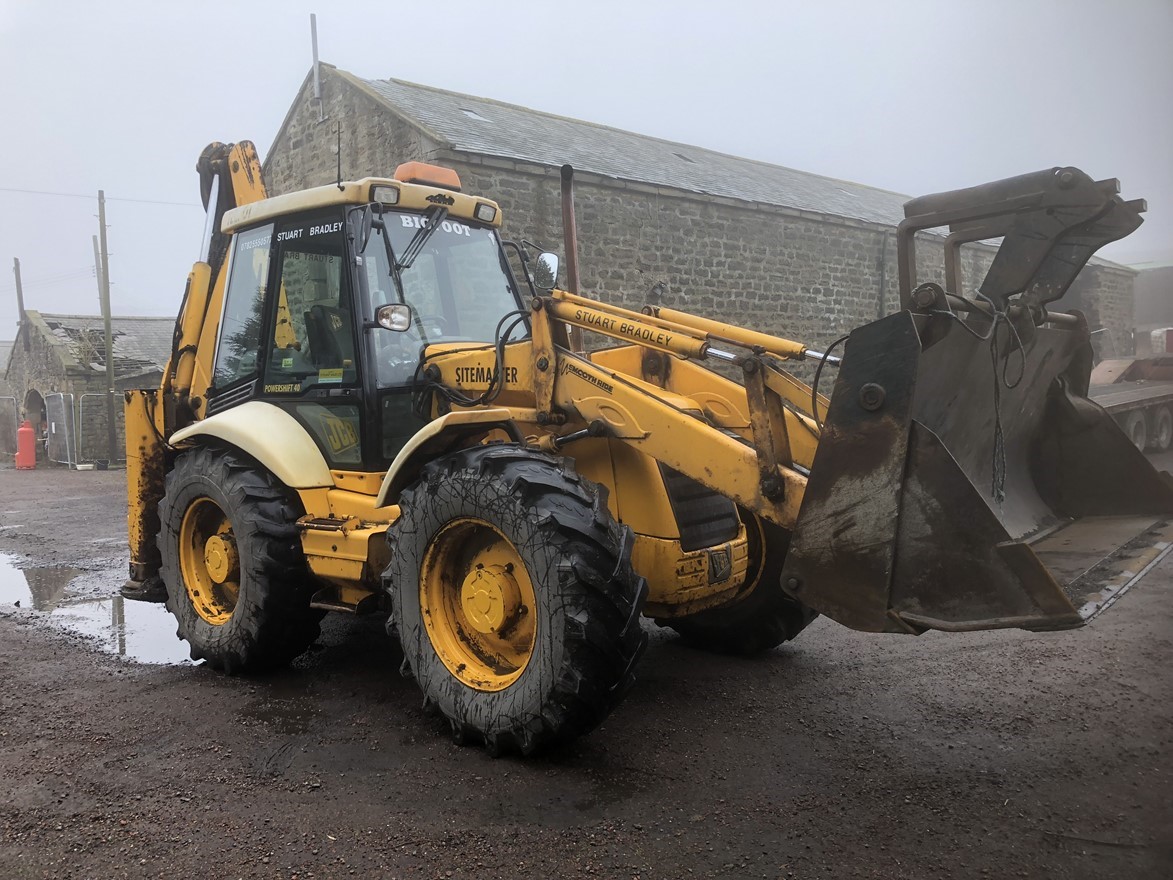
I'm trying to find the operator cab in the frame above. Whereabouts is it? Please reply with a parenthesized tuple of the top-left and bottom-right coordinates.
(208, 164, 529, 473)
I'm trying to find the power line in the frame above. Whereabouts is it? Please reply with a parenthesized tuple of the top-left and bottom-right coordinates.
(0, 186, 200, 208)
(0, 267, 96, 295)
(3, 267, 94, 284)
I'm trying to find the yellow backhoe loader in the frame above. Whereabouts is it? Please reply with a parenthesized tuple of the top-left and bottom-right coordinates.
(124, 141, 1173, 754)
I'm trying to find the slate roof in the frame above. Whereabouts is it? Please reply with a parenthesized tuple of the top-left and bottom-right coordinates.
(0, 341, 12, 377)
(24, 312, 174, 379)
(346, 72, 911, 227)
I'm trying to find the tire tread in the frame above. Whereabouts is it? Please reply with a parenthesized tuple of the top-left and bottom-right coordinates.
(386, 444, 647, 755)
(159, 446, 320, 672)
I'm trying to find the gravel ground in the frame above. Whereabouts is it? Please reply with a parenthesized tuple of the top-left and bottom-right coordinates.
(0, 464, 1170, 880)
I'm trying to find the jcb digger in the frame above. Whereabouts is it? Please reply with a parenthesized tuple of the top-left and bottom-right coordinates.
(124, 141, 1173, 754)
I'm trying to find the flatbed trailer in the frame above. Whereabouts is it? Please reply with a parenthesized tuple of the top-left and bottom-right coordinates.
(1089, 357, 1173, 450)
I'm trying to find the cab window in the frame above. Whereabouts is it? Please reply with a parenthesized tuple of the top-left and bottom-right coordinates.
(263, 213, 356, 393)
(365, 214, 525, 389)
(213, 224, 273, 389)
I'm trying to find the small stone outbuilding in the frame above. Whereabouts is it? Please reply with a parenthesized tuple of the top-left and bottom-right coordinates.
(2, 312, 172, 464)
(263, 64, 1136, 359)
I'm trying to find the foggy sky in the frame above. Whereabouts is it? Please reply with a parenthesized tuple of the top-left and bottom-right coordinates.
(1, 0, 1169, 339)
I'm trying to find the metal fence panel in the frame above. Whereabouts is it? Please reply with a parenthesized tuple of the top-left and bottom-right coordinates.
(45, 393, 75, 466)
(78, 392, 126, 464)
(0, 397, 15, 457)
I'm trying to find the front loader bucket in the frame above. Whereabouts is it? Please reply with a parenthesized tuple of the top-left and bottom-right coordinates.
(781, 310, 1173, 634)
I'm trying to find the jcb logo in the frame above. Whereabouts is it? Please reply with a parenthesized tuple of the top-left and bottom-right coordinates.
(320, 413, 359, 455)
(707, 547, 732, 584)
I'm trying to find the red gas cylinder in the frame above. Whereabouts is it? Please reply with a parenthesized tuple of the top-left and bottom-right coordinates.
(15, 420, 36, 470)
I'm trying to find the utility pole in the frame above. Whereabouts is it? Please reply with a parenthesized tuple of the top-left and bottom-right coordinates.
(97, 191, 117, 463)
(13, 257, 28, 350)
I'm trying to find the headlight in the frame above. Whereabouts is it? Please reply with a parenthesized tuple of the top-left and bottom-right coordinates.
(474, 202, 497, 223)
(371, 184, 400, 205)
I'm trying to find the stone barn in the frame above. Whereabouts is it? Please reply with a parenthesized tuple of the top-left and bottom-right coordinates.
(263, 63, 1136, 360)
(3, 311, 172, 465)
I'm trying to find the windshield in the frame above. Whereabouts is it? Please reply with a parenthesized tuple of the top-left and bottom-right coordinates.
(362, 210, 526, 387)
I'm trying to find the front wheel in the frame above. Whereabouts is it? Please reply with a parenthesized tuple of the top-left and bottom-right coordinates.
(159, 446, 321, 672)
(385, 445, 648, 756)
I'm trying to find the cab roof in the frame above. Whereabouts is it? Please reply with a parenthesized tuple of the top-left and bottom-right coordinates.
(221, 177, 502, 233)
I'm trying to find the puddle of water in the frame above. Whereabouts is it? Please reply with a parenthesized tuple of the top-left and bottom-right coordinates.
(240, 699, 321, 735)
(0, 552, 194, 666)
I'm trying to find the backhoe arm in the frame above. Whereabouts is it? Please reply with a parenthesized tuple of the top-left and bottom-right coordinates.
(168, 141, 267, 413)
(124, 141, 266, 595)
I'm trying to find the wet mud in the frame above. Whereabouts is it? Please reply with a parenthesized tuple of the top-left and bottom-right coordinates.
(0, 464, 1170, 879)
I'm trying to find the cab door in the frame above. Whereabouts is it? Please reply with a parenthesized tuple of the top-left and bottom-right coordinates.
(259, 210, 366, 469)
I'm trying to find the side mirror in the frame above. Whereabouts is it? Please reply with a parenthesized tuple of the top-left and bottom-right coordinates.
(535, 252, 559, 290)
(375, 303, 412, 332)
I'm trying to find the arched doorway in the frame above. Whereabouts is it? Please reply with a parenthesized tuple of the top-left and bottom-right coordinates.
(24, 389, 46, 461)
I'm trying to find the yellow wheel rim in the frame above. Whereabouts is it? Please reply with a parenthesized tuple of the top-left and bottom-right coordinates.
(420, 518, 537, 692)
(179, 497, 240, 626)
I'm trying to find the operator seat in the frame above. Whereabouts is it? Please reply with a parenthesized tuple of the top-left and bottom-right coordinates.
(304, 304, 354, 369)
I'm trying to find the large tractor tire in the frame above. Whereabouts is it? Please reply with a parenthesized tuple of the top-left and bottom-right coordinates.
(385, 445, 648, 756)
(665, 510, 816, 655)
(159, 446, 321, 672)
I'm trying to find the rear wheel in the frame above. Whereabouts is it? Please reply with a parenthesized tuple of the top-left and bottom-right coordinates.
(1123, 410, 1148, 451)
(1149, 407, 1172, 452)
(665, 510, 815, 655)
(385, 445, 647, 756)
(159, 446, 320, 671)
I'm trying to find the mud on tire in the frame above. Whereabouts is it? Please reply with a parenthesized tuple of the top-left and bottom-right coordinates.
(385, 445, 648, 756)
(159, 446, 321, 672)
(664, 510, 816, 655)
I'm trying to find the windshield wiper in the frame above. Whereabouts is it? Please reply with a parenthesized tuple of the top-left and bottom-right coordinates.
(396, 205, 448, 271)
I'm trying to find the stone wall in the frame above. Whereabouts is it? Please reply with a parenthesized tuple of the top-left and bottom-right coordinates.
(0, 352, 13, 400)
(265, 68, 1135, 361)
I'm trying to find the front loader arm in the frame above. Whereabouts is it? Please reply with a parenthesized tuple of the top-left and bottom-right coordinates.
(424, 335, 806, 526)
(429, 292, 819, 530)
(529, 290, 824, 510)
(547, 350, 807, 529)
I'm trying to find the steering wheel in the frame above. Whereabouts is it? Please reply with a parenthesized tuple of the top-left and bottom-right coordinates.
(414, 313, 452, 338)
(376, 329, 424, 385)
